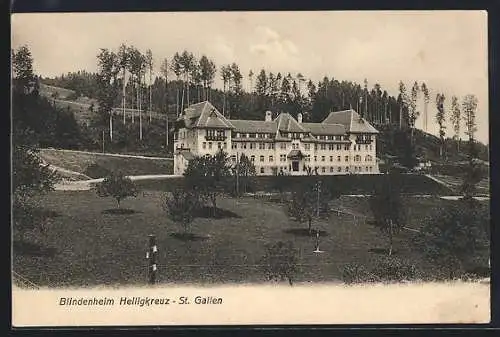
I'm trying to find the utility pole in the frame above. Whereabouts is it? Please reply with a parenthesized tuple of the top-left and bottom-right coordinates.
(236, 152, 240, 198)
(166, 115, 169, 152)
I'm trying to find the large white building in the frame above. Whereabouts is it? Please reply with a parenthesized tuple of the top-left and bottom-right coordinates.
(173, 101, 379, 176)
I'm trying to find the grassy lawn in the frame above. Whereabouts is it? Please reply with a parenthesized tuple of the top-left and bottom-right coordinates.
(13, 190, 489, 288)
(40, 149, 173, 178)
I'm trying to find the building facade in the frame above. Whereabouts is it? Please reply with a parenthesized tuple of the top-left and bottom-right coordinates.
(173, 101, 379, 176)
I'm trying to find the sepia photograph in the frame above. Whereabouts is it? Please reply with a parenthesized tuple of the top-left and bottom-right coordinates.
(11, 10, 490, 326)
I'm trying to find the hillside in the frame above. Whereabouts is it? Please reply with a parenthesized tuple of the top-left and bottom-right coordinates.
(39, 83, 176, 124)
(39, 148, 173, 178)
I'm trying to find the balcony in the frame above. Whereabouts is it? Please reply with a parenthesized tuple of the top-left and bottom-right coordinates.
(205, 135, 227, 141)
(355, 138, 373, 144)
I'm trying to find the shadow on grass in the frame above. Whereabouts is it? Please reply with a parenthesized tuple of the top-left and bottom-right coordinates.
(13, 240, 57, 257)
(369, 248, 399, 255)
(102, 208, 141, 215)
(170, 232, 210, 242)
(194, 206, 241, 219)
(283, 228, 329, 237)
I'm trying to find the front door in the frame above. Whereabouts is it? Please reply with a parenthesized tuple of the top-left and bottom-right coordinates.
(292, 160, 299, 172)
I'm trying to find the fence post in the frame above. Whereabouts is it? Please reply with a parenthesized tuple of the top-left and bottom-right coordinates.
(147, 234, 158, 285)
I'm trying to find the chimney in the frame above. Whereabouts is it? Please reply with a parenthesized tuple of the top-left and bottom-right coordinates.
(297, 113, 302, 123)
(265, 110, 272, 122)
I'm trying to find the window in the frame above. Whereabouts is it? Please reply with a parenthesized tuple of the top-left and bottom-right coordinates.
(260, 167, 265, 174)
(236, 133, 240, 138)
(242, 143, 247, 149)
(269, 155, 274, 162)
(365, 145, 369, 150)
(345, 155, 349, 162)
(337, 144, 341, 150)
(338, 167, 342, 172)
(321, 156, 325, 162)
(304, 144, 310, 150)
(369, 145, 373, 151)
(344, 145, 349, 150)
(250, 143, 255, 149)
(232, 143, 237, 149)
(250, 155, 255, 162)
(320, 144, 326, 150)
(231, 155, 236, 162)
(202, 142, 207, 149)
(218, 142, 222, 149)
(280, 154, 286, 162)
(328, 144, 334, 150)
(268, 143, 274, 150)
(337, 156, 341, 162)
(260, 155, 264, 162)
(330, 167, 334, 173)
(345, 166, 349, 172)
(249, 133, 256, 138)
(259, 142, 265, 150)
(322, 167, 326, 173)
(223, 142, 227, 149)
(355, 155, 361, 162)
(330, 156, 333, 162)
(208, 142, 212, 149)
(365, 155, 372, 162)
(314, 144, 318, 150)
(258, 133, 265, 138)
(314, 156, 317, 161)
(366, 166, 369, 171)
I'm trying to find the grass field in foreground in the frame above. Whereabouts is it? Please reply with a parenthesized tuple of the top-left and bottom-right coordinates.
(12, 191, 489, 288)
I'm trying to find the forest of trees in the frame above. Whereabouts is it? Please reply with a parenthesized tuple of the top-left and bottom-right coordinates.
(26, 42, 486, 163)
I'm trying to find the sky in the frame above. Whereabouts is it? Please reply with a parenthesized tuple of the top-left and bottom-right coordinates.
(11, 11, 489, 144)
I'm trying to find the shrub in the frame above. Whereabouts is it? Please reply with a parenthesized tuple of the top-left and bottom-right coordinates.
(342, 263, 379, 284)
(163, 188, 201, 233)
(413, 198, 489, 278)
(370, 257, 418, 282)
(260, 241, 298, 286)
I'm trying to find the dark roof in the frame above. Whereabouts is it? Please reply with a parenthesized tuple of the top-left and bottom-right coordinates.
(177, 102, 378, 136)
(275, 113, 308, 133)
(322, 109, 378, 134)
(180, 101, 234, 129)
(302, 122, 346, 135)
(230, 120, 277, 133)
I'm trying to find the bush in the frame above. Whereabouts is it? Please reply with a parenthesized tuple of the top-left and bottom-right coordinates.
(342, 263, 379, 284)
(260, 241, 298, 286)
(370, 257, 418, 282)
(163, 188, 201, 233)
(413, 198, 489, 278)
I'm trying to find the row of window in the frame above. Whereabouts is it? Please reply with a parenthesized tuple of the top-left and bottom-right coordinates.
(198, 141, 375, 153)
(254, 166, 375, 174)
(206, 129, 225, 137)
(228, 142, 373, 151)
(229, 154, 373, 163)
(202, 142, 227, 150)
(305, 155, 373, 162)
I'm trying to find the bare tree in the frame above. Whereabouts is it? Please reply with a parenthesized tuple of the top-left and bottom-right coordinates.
(451, 95, 461, 153)
(435, 93, 446, 159)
